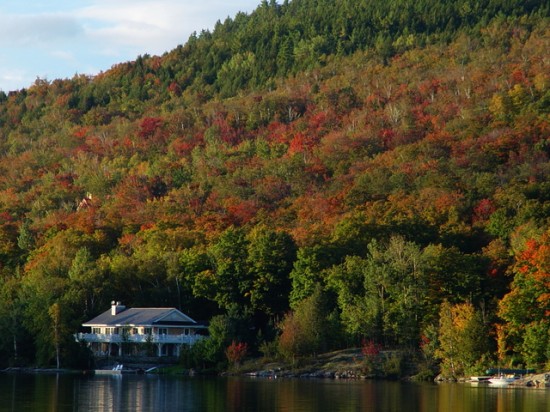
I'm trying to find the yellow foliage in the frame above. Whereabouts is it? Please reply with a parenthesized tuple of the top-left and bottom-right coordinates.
(508, 83, 528, 109)
(488, 93, 511, 119)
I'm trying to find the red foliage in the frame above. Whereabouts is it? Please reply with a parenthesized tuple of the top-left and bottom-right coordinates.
(0, 211, 13, 223)
(420, 334, 430, 349)
(287, 133, 305, 154)
(73, 126, 90, 140)
(225, 341, 248, 365)
(66, 207, 97, 234)
(380, 128, 395, 148)
(473, 198, 496, 223)
(266, 121, 291, 144)
(55, 172, 75, 189)
(168, 82, 182, 96)
(361, 339, 381, 360)
(225, 198, 257, 225)
(170, 138, 196, 156)
(287, 132, 319, 156)
(510, 69, 526, 85)
(213, 116, 241, 146)
(139, 117, 164, 139)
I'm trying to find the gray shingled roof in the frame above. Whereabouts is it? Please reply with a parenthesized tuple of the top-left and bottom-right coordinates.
(83, 307, 201, 327)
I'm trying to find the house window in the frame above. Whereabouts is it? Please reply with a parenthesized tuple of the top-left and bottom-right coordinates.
(92, 327, 101, 334)
(144, 328, 152, 335)
(158, 328, 168, 335)
(105, 328, 113, 335)
(132, 328, 138, 335)
(183, 328, 189, 335)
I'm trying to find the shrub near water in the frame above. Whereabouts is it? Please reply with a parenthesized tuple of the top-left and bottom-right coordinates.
(362, 340, 382, 376)
(226, 341, 248, 369)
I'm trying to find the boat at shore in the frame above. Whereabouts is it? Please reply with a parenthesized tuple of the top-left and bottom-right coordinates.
(488, 375, 518, 385)
(472, 368, 533, 386)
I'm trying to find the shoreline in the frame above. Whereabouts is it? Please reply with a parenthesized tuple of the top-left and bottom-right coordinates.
(2, 366, 549, 389)
(3, 348, 549, 389)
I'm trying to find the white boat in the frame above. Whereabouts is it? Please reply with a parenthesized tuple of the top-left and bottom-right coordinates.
(488, 375, 517, 385)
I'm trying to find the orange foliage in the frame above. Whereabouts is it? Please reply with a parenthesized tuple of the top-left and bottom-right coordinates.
(224, 197, 258, 225)
(516, 235, 550, 311)
(225, 341, 248, 365)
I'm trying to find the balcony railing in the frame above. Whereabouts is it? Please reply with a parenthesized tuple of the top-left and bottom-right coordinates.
(76, 333, 205, 345)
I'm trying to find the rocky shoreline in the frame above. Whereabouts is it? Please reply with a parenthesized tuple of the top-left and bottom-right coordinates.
(243, 366, 550, 388)
(232, 348, 374, 380)
(235, 349, 550, 388)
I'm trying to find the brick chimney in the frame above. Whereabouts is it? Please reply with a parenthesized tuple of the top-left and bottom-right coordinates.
(111, 301, 126, 316)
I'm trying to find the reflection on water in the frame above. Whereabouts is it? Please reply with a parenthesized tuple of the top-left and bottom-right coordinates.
(0, 373, 549, 412)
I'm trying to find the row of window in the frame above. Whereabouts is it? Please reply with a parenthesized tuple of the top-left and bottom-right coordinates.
(91, 327, 192, 335)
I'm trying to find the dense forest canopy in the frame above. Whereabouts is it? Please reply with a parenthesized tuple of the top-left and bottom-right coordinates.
(0, 0, 548, 374)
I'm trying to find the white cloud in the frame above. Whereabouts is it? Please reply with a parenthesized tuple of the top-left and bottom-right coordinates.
(50, 50, 77, 64)
(0, 13, 82, 46)
(0, 69, 28, 93)
(78, 1, 223, 53)
(0, 0, 261, 91)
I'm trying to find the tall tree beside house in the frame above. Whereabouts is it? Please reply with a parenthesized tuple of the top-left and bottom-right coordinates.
(203, 227, 251, 312)
(49, 303, 63, 369)
(66, 247, 106, 319)
(245, 226, 296, 317)
(19, 229, 94, 365)
(22, 275, 67, 366)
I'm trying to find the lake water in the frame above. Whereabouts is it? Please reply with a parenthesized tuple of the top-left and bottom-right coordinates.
(0, 373, 548, 412)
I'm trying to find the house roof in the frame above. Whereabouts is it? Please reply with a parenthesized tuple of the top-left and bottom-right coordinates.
(83, 307, 205, 328)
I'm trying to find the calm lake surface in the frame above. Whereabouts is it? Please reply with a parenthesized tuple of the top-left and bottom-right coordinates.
(0, 373, 549, 412)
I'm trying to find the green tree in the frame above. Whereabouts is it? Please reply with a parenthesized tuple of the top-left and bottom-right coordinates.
(17, 220, 35, 254)
(289, 244, 338, 307)
(171, 246, 211, 314)
(246, 226, 296, 316)
(0, 274, 25, 366)
(278, 285, 334, 361)
(204, 227, 251, 311)
(49, 303, 63, 369)
(183, 311, 253, 370)
(436, 301, 491, 377)
(66, 247, 107, 319)
(328, 236, 428, 347)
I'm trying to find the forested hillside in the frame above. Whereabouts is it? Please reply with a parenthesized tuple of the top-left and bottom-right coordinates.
(0, 0, 548, 375)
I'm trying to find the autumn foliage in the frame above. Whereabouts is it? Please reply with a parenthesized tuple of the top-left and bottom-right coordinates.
(225, 341, 248, 366)
(0, 0, 548, 372)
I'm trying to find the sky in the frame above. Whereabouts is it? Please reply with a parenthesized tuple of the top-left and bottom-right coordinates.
(0, 0, 262, 92)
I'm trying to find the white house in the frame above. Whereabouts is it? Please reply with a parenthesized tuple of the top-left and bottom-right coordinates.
(76, 301, 207, 357)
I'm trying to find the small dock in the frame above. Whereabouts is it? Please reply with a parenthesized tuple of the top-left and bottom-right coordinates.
(94, 369, 122, 375)
(470, 376, 491, 382)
